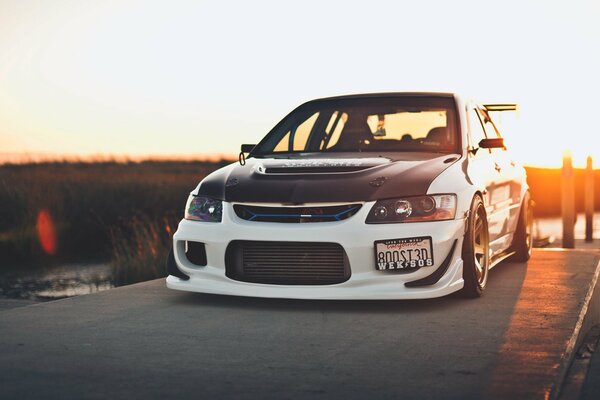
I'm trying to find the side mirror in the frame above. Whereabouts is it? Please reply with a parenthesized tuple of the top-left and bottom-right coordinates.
(478, 138, 505, 149)
(241, 144, 256, 153)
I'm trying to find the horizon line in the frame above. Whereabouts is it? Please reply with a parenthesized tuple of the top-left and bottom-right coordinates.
(0, 152, 593, 170)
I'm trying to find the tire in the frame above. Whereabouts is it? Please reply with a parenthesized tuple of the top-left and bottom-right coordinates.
(512, 191, 533, 262)
(461, 195, 490, 298)
(166, 247, 190, 280)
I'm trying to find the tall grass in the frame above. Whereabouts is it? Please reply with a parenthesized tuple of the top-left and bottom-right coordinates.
(109, 215, 178, 286)
(0, 160, 228, 279)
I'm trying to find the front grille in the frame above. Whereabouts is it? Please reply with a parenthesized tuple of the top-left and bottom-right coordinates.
(233, 204, 361, 223)
(225, 241, 350, 285)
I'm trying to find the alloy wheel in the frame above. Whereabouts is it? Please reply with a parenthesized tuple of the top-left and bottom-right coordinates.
(472, 205, 490, 287)
(525, 200, 534, 252)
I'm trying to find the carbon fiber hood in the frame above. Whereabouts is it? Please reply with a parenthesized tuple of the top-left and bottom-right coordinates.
(195, 153, 460, 203)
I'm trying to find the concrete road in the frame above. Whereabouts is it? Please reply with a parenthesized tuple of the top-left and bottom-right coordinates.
(582, 342, 600, 400)
(0, 298, 38, 311)
(0, 250, 598, 400)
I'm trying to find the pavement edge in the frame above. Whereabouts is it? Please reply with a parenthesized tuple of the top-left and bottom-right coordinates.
(552, 257, 600, 399)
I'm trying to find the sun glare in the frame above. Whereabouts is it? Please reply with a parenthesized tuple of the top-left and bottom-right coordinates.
(36, 209, 57, 255)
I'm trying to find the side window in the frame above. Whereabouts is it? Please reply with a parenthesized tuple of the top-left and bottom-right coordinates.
(468, 108, 487, 152)
(478, 109, 502, 139)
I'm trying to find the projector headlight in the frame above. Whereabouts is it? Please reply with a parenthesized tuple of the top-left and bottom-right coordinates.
(366, 194, 456, 224)
(185, 195, 222, 222)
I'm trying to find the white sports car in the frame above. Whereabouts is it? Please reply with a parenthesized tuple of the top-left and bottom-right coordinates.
(166, 92, 532, 299)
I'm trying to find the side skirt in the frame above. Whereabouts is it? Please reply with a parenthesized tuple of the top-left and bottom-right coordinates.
(489, 250, 516, 270)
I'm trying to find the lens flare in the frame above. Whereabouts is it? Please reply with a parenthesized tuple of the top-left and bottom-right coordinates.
(36, 209, 57, 255)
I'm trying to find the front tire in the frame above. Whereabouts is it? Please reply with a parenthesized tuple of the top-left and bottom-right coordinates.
(461, 195, 490, 298)
(166, 247, 190, 280)
(512, 191, 533, 262)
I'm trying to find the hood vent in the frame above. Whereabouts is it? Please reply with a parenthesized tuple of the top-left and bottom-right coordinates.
(254, 158, 390, 175)
(264, 165, 371, 174)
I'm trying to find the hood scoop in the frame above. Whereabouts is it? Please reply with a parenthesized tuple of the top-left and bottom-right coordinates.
(257, 158, 389, 175)
(265, 165, 372, 174)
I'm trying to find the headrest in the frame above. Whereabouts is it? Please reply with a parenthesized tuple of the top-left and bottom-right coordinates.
(425, 127, 448, 143)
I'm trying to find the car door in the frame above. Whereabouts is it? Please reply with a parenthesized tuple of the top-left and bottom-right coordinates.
(480, 110, 523, 242)
(477, 108, 520, 254)
(466, 106, 511, 257)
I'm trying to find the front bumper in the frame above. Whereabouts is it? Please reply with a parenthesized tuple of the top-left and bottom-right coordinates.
(167, 202, 466, 300)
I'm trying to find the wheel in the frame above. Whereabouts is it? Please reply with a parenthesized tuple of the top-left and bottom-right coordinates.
(511, 191, 533, 262)
(461, 195, 490, 298)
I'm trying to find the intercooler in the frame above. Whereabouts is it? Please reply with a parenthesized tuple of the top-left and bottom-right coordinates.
(225, 240, 351, 285)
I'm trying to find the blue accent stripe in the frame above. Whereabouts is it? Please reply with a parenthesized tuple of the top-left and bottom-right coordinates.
(242, 205, 360, 222)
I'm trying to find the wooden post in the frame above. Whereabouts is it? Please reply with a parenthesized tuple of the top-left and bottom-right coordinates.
(585, 156, 594, 242)
(562, 152, 575, 248)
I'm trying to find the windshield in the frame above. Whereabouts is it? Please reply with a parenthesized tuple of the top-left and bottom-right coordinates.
(254, 96, 459, 155)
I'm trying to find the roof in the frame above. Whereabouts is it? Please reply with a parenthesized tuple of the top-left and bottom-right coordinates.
(309, 92, 456, 103)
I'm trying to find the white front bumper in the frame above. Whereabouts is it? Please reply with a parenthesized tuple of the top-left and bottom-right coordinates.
(166, 202, 466, 300)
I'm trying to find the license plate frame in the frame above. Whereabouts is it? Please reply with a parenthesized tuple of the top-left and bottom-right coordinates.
(374, 236, 434, 271)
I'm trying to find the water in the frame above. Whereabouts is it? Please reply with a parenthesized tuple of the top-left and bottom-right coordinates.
(0, 262, 113, 301)
(535, 213, 600, 244)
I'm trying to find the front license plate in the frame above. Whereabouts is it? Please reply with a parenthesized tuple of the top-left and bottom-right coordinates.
(374, 237, 434, 270)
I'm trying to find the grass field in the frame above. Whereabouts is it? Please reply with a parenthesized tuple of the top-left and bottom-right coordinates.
(0, 160, 228, 285)
(0, 161, 597, 286)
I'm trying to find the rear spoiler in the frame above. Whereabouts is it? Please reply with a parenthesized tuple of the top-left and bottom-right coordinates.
(483, 104, 518, 112)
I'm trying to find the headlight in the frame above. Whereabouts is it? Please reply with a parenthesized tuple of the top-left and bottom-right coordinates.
(366, 194, 456, 224)
(185, 195, 222, 222)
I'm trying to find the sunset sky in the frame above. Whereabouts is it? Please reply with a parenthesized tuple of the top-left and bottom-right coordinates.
(1, 0, 599, 167)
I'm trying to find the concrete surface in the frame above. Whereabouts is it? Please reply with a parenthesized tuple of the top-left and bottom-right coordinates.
(0, 298, 39, 311)
(581, 326, 600, 399)
(487, 249, 600, 399)
(0, 249, 599, 400)
(564, 324, 600, 400)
